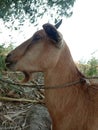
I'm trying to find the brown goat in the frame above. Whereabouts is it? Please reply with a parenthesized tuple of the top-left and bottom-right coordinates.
(5, 21, 98, 130)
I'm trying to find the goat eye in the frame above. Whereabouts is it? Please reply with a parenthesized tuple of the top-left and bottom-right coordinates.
(33, 34, 41, 41)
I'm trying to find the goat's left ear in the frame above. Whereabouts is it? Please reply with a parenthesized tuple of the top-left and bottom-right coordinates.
(43, 20, 63, 48)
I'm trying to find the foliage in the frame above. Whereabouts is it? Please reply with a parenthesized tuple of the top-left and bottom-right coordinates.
(0, 0, 76, 24)
(86, 57, 98, 76)
(78, 57, 98, 77)
(0, 44, 13, 72)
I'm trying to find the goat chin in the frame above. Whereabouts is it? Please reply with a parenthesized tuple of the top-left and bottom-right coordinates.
(21, 71, 32, 83)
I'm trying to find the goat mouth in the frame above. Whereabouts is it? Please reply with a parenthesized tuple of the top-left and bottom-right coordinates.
(5, 61, 17, 70)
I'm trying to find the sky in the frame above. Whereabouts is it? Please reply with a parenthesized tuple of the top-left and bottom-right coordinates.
(59, 0, 98, 61)
(0, 0, 98, 62)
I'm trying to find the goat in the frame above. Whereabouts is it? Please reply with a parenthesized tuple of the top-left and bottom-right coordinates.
(5, 20, 98, 130)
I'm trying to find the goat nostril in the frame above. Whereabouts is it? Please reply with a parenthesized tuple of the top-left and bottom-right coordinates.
(7, 53, 11, 58)
(5, 53, 11, 63)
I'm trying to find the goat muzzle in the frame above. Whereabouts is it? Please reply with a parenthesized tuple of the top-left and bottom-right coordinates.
(5, 53, 17, 69)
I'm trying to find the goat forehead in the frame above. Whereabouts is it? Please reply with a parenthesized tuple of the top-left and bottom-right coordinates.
(33, 29, 46, 38)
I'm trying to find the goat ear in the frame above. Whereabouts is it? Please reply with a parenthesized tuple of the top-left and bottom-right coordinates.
(43, 22, 63, 48)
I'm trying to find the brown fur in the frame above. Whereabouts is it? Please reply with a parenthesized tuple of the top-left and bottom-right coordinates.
(5, 23, 98, 130)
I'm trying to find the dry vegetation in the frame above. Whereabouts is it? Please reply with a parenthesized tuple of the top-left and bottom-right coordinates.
(0, 71, 51, 130)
